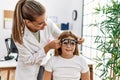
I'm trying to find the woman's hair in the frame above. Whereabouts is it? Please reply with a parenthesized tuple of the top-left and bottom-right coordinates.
(12, 0, 46, 44)
(55, 30, 79, 56)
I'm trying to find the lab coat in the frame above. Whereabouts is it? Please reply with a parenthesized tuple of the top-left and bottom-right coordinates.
(15, 19, 61, 80)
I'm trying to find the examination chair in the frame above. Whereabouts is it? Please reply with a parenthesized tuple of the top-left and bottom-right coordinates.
(4, 37, 18, 61)
(37, 66, 45, 80)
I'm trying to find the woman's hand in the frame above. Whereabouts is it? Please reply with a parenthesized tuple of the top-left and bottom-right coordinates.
(44, 40, 61, 53)
(48, 40, 61, 49)
(77, 37, 84, 44)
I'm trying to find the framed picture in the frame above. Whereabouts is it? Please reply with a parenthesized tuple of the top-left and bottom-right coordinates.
(4, 10, 14, 29)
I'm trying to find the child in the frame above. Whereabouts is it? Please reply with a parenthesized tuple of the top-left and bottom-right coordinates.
(43, 31, 90, 80)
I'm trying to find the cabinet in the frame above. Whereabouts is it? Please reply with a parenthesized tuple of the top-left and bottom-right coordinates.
(0, 67, 16, 80)
(0, 60, 17, 80)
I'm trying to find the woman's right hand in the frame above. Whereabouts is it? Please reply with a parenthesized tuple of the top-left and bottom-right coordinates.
(48, 39, 61, 49)
(44, 40, 61, 53)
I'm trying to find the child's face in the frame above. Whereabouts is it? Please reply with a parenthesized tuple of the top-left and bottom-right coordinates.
(61, 36, 77, 58)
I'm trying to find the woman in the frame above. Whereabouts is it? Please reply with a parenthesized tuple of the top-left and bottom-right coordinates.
(43, 31, 90, 80)
(12, 0, 84, 80)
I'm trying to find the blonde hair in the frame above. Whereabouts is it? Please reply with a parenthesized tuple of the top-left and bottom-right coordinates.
(12, 0, 46, 44)
(55, 30, 79, 56)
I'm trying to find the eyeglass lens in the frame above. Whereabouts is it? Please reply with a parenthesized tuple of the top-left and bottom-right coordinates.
(61, 39, 77, 46)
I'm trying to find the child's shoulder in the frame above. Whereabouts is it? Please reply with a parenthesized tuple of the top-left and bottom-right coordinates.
(49, 56, 60, 60)
(74, 55, 86, 61)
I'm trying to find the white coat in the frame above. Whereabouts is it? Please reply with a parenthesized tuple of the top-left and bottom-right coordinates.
(15, 19, 61, 80)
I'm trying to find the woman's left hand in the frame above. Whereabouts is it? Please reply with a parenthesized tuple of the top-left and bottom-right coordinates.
(77, 37, 84, 44)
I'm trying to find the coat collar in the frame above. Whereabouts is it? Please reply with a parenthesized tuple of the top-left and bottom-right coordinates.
(23, 26, 40, 48)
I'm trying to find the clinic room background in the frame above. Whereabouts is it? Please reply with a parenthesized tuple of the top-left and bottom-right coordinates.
(0, 0, 83, 58)
(1, 0, 119, 80)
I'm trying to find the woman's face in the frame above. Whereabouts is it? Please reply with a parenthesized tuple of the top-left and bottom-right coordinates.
(61, 36, 77, 58)
(26, 13, 47, 32)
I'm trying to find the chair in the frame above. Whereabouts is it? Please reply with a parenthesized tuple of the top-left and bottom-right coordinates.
(4, 37, 18, 61)
(37, 66, 45, 80)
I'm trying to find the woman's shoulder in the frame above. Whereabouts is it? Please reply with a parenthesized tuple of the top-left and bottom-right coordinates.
(46, 18, 54, 25)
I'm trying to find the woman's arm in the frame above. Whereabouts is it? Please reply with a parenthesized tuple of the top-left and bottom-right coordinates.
(47, 18, 62, 38)
(81, 71, 90, 80)
(43, 70, 52, 80)
(16, 42, 46, 64)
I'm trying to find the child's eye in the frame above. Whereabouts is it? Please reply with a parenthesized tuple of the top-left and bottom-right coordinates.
(62, 42, 68, 45)
(70, 41, 76, 45)
(71, 42, 76, 45)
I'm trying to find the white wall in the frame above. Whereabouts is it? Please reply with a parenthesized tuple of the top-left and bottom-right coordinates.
(0, 0, 83, 58)
(0, 0, 19, 58)
(0, 0, 18, 29)
(38, 0, 83, 36)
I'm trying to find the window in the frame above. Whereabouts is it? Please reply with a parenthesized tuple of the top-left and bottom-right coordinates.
(82, 0, 110, 79)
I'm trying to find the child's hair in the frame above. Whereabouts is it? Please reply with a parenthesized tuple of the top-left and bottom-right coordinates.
(54, 30, 79, 56)
(12, 0, 46, 44)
